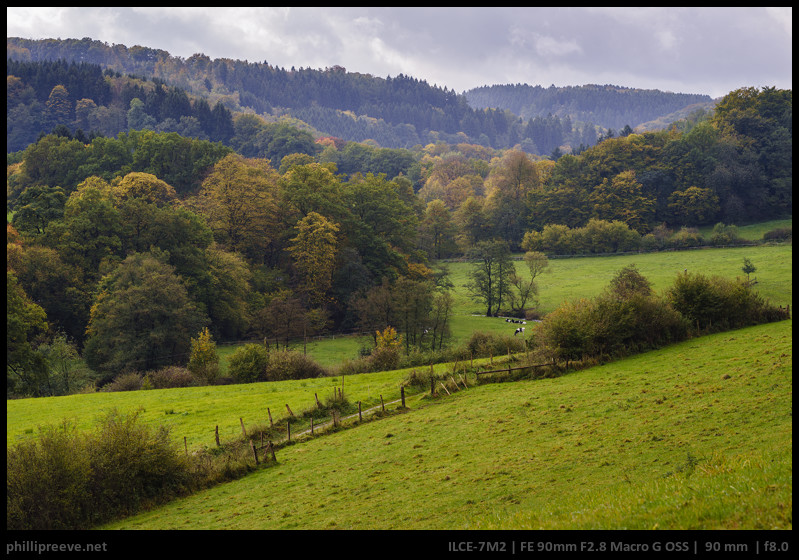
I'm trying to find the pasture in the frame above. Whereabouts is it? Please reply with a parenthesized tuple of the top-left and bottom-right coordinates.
(102, 318, 792, 530)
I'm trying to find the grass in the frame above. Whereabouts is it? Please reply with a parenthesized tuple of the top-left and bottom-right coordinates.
(445, 243, 792, 316)
(100, 319, 792, 530)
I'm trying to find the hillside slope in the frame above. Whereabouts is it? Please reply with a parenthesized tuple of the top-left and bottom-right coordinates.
(104, 319, 791, 530)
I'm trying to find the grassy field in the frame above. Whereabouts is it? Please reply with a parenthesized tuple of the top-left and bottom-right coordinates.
(101, 318, 792, 530)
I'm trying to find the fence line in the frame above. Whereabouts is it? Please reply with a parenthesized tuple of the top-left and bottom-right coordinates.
(199, 354, 555, 466)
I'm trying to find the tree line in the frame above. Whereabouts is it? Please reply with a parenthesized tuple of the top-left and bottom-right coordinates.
(7, 58, 236, 152)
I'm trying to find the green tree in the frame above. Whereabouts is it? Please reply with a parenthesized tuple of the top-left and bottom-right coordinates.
(7, 271, 50, 396)
(741, 258, 757, 284)
(11, 185, 67, 237)
(466, 239, 515, 316)
(83, 250, 208, 381)
(45, 85, 72, 130)
(589, 170, 655, 232)
(419, 199, 457, 259)
(127, 98, 156, 130)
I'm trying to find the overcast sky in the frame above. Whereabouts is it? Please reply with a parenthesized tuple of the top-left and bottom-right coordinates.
(7, 7, 792, 99)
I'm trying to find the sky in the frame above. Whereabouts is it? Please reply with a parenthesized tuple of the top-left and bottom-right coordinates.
(6, 7, 792, 99)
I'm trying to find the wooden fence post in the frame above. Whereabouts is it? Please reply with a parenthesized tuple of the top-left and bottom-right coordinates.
(315, 393, 322, 408)
(358, 401, 362, 422)
(287, 419, 291, 442)
(458, 373, 468, 389)
(267, 408, 273, 427)
(401, 386, 406, 408)
(240, 418, 247, 439)
(215, 425, 220, 446)
(311, 417, 314, 435)
(439, 382, 451, 396)
(431, 376, 436, 396)
(450, 376, 459, 391)
(286, 404, 295, 417)
(250, 440, 259, 465)
(184, 436, 188, 455)
(380, 395, 385, 412)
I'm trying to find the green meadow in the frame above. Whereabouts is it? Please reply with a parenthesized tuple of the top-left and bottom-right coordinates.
(102, 319, 792, 530)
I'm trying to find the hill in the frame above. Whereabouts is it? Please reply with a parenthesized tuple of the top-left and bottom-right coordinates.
(101, 318, 792, 530)
(7, 37, 712, 154)
(464, 83, 715, 132)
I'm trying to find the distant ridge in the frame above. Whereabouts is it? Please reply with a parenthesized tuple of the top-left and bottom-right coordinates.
(464, 83, 713, 131)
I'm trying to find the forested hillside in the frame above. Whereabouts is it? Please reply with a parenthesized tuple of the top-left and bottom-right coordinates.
(464, 83, 715, 131)
(7, 37, 706, 155)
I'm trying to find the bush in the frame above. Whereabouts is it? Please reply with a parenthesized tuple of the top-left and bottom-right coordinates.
(100, 372, 144, 392)
(228, 343, 270, 383)
(465, 331, 526, 359)
(667, 271, 789, 333)
(763, 226, 792, 242)
(7, 410, 193, 530)
(264, 350, 327, 381)
(668, 227, 704, 248)
(708, 223, 741, 246)
(535, 266, 689, 366)
(144, 366, 196, 389)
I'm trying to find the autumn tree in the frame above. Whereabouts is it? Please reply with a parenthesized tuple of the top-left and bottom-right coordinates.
(485, 150, 540, 248)
(187, 327, 220, 385)
(287, 212, 340, 307)
(192, 153, 280, 262)
(667, 186, 720, 226)
(589, 170, 655, 232)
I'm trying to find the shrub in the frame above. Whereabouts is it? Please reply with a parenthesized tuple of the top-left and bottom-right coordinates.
(144, 366, 196, 389)
(100, 372, 144, 392)
(668, 227, 704, 248)
(762, 226, 791, 242)
(535, 267, 690, 366)
(465, 331, 525, 359)
(708, 223, 741, 246)
(228, 343, 269, 383)
(264, 350, 327, 381)
(187, 327, 220, 385)
(7, 410, 193, 530)
(7, 421, 92, 530)
(667, 271, 787, 333)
